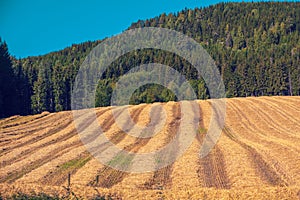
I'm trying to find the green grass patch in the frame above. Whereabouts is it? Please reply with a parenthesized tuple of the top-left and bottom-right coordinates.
(60, 156, 91, 171)
(107, 152, 134, 169)
(198, 127, 207, 135)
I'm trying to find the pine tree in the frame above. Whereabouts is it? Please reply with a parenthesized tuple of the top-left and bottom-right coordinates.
(0, 39, 18, 118)
(31, 62, 53, 114)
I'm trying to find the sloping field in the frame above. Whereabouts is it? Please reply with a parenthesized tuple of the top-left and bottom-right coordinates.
(0, 96, 300, 199)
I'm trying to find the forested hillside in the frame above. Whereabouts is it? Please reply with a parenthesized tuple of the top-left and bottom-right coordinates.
(1, 2, 300, 117)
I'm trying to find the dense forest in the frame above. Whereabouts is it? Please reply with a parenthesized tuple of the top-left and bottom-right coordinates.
(0, 2, 300, 117)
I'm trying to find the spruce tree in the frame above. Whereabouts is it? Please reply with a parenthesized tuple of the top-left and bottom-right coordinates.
(0, 39, 18, 118)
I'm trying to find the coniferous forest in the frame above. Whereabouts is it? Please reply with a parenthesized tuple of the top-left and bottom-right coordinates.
(0, 2, 300, 118)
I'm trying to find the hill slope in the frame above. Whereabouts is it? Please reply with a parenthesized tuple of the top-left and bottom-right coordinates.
(1, 2, 299, 117)
(0, 96, 299, 199)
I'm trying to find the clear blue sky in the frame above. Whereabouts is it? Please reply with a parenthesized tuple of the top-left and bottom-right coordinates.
(0, 0, 285, 58)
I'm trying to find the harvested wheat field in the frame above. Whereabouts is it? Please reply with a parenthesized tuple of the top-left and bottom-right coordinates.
(0, 96, 300, 199)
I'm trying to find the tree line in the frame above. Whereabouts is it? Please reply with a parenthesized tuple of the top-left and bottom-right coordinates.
(0, 2, 299, 117)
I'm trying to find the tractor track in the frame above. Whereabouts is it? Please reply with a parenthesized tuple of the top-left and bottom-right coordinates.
(227, 101, 293, 186)
(248, 98, 300, 132)
(269, 97, 300, 110)
(249, 99, 300, 141)
(0, 115, 21, 127)
(0, 108, 114, 182)
(0, 112, 72, 150)
(43, 106, 145, 186)
(92, 105, 160, 188)
(0, 108, 111, 168)
(197, 102, 230, 189)
(232, 100, 300, 153)
(222, 125, 291, 186)
(0, 115, 74, 158)
(0, 97, 299, 194)
(142, 103, 181, 190)
(0, 112, 51, 130)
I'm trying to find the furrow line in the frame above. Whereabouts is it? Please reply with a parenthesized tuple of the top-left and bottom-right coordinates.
(43, 106, 145, 186)
(91, 105, 155, 188)
(222, 125, 290, 186)
(197, 102, 230, 189)
(142, 103, 181, 190)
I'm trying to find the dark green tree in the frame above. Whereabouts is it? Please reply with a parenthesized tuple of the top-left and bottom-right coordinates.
(0, 39, 18, 118)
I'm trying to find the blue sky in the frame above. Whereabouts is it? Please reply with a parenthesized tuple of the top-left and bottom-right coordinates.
(0, 0, 285, 58)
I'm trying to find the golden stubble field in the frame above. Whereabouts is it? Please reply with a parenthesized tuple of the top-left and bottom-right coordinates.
(0, 96, 299, 199)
